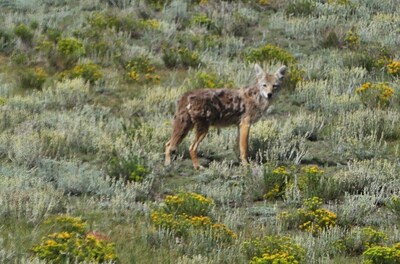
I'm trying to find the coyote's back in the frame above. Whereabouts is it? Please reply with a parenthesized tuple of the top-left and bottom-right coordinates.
(165, 64, 287, 170)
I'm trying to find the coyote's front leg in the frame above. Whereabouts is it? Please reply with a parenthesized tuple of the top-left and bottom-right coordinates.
(239, 117, 251, 165)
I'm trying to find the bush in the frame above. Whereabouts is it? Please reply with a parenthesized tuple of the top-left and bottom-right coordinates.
(151, 192, 236, 242)
(386, 196, 400, 219)
(246, 44, 296, 65)
(0, 28, 14, 53)
(191, 71, 234, 89)
(162, 47, 201, 69)
(337, 227, 388, 256)
(143, 0, 172, 11)
(191, 14, 220, 34)
(245, 45, 302, 88)
(279, 197, 337, 236)
(356, 82, 394, 109)
(344, 28, 360, 50)
(321, 30, 341, 49)
(14, 23, 34, 44)
(243, 235, 305, 264)
(107, 153, 149, 183)
(285, 0, 316, 17)
(387, 60, 400, 76)
(125, 55, 160, 83)
(32, 215, 118, 263)
(56, 37, 85, 68)
(18, 66, 48, 90)
(263, 165, 293, 200)
(263, 165, 326, 200)
(60, 61, 103, 84)
(163, 192, 214, 216)
(363, 243, 400, 264)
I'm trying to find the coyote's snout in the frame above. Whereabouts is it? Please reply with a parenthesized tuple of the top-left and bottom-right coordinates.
(165, 64, 287, 169)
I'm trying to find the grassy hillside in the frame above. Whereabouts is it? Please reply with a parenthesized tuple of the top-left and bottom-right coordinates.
(0, 0, 399, 263)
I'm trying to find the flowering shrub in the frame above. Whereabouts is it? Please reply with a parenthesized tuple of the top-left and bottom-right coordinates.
(356, 82, 394, 109)
(56, 37, 85, 68)
(336, 227, 388, 256)
(162, 47, 201, 69)
(32, 215, 118, 263)
(285, 0, 316, 17)
(246, 44, 295, 66)
(298, 165, 324, 198)
(264, 165, 324, 200)
(387, 60, 400, 76)
(344, 29, 360, 49)
(60, 62, 102, 84)
(279, 197, 337, 236)
(126, 55, 160, 83)
(57, 37, 84, 57)
(363, 243, 400, 264)
(191, 14, 219, 34)
(107, 153, 149, 183)
(246, 45, 303, 88)
(19, 66, 48, 90)
(151, 192, 236, 242)
(163, 192, 214, 216)
(191, 71, 234, 89)
(263, 166, 293, 200)
(244, 235, 305, 264)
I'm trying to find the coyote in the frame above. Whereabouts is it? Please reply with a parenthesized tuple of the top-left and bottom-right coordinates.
(165, 64, 287, 169)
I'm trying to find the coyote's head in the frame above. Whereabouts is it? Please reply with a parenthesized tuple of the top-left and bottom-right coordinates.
(254, 64, 287, 99)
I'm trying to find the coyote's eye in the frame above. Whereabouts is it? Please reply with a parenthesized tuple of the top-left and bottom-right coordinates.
(273, 84, 279, 89)
(262, 84, 267, 87)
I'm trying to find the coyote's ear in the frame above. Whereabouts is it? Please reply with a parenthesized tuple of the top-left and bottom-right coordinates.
(254, 63, 265, 79)
(275, 65, 287, 80)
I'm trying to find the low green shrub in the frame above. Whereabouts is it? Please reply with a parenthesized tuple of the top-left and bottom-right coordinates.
(57, 37, 84, 58)
(14, 23, 34, 44)
(143, 0, 172, 11)
(337, 227, 388, 256)
(56, 37, 85, 68)
(363, 243, 400, 264)
(107, 153, 149, 183)
(263, 165, 327, 200)
(191, 71, 234, 89)
(344, 28, 360, 50)
(125, 55, 160, 83)
(18, 66, 48, 90)
(321, 30, 341, 49)
(356, 82, 394, 109)
(279, 197, 337, 236)
(386, 196, 400, 218)
(162, 47, 201, 69)
(263, 165, 293, 200)
(244, 235, 305, 264)
(387, 60, 400, 76)
(245, 45, 303, 88)
(151, 192, 236, 242)
(191, 14, 219, 34)
(246, 44, 295, 66)
(60, 61, 103, 84)
(285, 0, 316, 17)
(0, 28, 14, 53)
